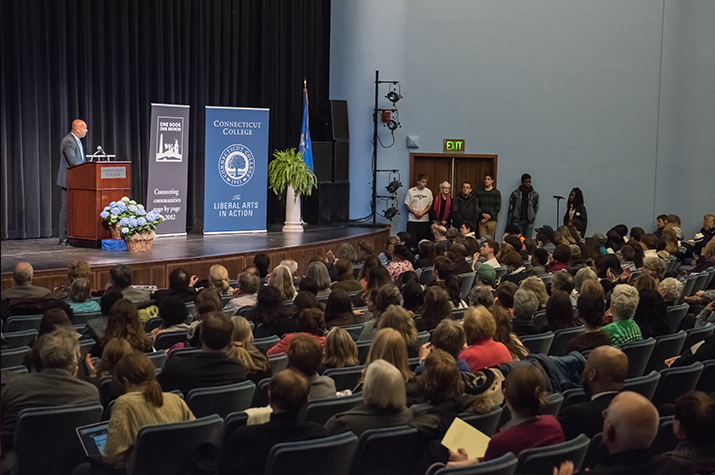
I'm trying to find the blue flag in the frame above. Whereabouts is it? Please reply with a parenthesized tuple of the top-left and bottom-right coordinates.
(299, 84, 314, 171)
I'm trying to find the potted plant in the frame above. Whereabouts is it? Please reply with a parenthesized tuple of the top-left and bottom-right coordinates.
(268, 148, 317, 232)
(100, 197, 164, 251)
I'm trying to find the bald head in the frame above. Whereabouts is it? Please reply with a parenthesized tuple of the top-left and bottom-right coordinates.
(71, 119, 87, 139)
(268, 368, 310, 413)
(582, 346, 628, 396)
(13, 262, 34, 285)
(603, 391, 659, 453)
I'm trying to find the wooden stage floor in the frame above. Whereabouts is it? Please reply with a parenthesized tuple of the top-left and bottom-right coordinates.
(1, 225, 389, 292)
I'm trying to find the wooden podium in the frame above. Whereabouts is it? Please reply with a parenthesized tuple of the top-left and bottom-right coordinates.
(67, 161, 131, 247)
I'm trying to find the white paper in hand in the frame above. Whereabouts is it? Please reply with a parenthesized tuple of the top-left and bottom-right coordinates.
(441, 417, 491, 460)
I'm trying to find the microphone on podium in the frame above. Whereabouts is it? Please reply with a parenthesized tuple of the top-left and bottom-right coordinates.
(96, 146, 108, 161)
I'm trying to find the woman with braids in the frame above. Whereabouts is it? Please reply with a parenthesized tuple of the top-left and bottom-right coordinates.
(101, 352, 195, 467)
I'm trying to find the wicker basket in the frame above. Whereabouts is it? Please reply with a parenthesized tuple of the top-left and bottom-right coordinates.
(125, 231, 155, 252)
(108, 225, 122, 240)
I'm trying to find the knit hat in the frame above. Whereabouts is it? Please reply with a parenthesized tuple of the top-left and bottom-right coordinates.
(592, 232, 607, 246)
(476, 264, 497, 285)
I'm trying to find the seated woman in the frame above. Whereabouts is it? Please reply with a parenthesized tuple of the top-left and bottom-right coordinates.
(249, 286, 288, 339)
(267, 291, 320, 338)
(663, 226, 683, 262)
(101, 352, 195, 468)
(490, 304, 528, 361)
(85, 337, 134, 384)
(402, 281, 424, 314)
(322, 327, 359, 371)
(228, 316, 272, 384)
(443, 274, 467, 309)
(269, 265, 297, 301)
(324, 289, 356, 328)
(459, 306, 512, 372)
(324, 359, 412, 437)
(500, 252, 529, 286)
(519, 276, 549, 309)
(357, 255, 381, 290)
(541, 290, 577, 333)
(416, 287, 452, 333)
(24, 307, 72, 371)
(357, 284, 402, 341)
(209, 264, 235, 297)
(306, 261, 332, 299)
(90, 299, 153, 359)
(66, 278, 100, 314)
(377, 305, 418, 358)
(150, 297, 190, 340)
(267, 308, 326, 356)
(413, 240, 435, 270)
(633, 289, 671, 339)
(511, 289, 541, 336)
(448, 364, 564, 467)
(547, 244, 571, 273)
(683, 214, 715, 259)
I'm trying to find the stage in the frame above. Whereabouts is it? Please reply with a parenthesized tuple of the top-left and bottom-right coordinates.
(1, 225, 389, 292)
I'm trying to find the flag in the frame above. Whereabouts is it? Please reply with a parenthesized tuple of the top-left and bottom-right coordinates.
(299, 81, 314, 171)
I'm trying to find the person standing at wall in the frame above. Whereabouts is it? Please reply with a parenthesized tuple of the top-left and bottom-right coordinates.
(507, 173, 539, 239)
(475, 173, 501, 239)
(452, 181, 480, 232)
(404, 174, 433, 244)
(430, 181, 453, 228)
(57, 119, 87, 245)
(563, 187, 588, 235)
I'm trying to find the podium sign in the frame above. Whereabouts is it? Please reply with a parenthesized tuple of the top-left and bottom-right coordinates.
(203, 106, 269, 234)
(146, 103, 191, 236)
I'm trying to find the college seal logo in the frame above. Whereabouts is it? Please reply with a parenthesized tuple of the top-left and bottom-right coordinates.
(218, 144, 255, 187)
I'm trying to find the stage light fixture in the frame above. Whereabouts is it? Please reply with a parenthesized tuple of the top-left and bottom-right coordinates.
(386, 91, 401, 103)
(383, 205, 398, 220)
(386, 179, 402, 194)
(386, 119, 398, 131)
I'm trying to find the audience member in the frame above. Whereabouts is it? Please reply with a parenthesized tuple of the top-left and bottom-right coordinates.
(287, 334, 336, 400)
(551, 270, 575, 299)
(253, 252, 271, 278)
(664, 391, 715, 471)
(542, 290, 576, 332)
(249, 286, 287, 338)
(520, 276, 549, 307)
(81, 290, 124, 343)
(558, 346, 627, 440)
(1, 328, 99, 451)
(227, 316, 271, 384)
(401, 281, 424, 314)
(495, 281, 518, 315)
(658, 277, 683, 307)
(642, 256, 666, 281)
(572, 267, 598, 306)
(633, 289, 671, 339)
(101, 352, 195, 467)
(150, 297, 190, 340)
(358, 285, 402, 341)
(378, 305, 418, 356)
(217, 369, 327, 475)
(306, 261, 332, 299)
(633, 274, 658, 292)
(66, 278, 100, 313)
(107, 264, 150, 303)
(475, 264, 497, 291)
(459, 306, 512, 372)
(358, 239, 375, 262)
(386, 245, 414, 284)
(91, 299, 152, 358)
(208, 264, 234, 296)
(322, 327, 359, 370)
(447, 243, 472, 275)
(158, 312, 246, 395)
(24, 307, 72, 372)
(151, 268, 197, 304)
(567, 291, 611, 353)
(416, 320, 469, 374)
(469, 285, 495, 309)
(416, 286, 451, 332)
(330, 258, 362, 292)
(512, 289, 541, 336)
(531, 248, 549, 276)
(479, 239, 500, 268)
(224, 271, 260, 313)
(323, 288, 355, 328)
(414, 240, 435, 269)
(85, 337, 134, 382)
(602, 285, 642, 348)
(267, 308, 326, 356)
(491, 304, 528, 360)
(536, 225, 557, 254)
(548, 244, 572, 272)
(270, 265, 297, 301)
(431, 255, 453, 285)
(443, 274, 467, 309)
(1, 261, 51, 300)
(325, 359, 412, 437)
(500, 252, 529, 286)
(52, 260, 91, 300)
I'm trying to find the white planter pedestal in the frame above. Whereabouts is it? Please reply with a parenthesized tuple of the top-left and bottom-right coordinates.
(282, 185, 304, 232)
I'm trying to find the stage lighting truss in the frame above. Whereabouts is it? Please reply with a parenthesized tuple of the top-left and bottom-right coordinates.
(386, 84, 402, 104)
(385, 171, 402, 195)
(383, 204, 398, 220)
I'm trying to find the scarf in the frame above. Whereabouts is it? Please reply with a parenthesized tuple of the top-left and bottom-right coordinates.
(432, 194, 452, 222)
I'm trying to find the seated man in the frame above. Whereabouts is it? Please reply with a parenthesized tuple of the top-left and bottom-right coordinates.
(479, 239, 500, 269)
(447, 243, 473, 275)
(1, 262, 51, 300)
(217, 369, 327, 475)
(287, 334, 336, 400)
(107, 264, 150, 303)
(416, 319, 470, 374)
(558, 346, 626, 440)
(151, 268, 197, 304)
(556, 391, 688, 475)
(665, 391, 715, 471)
(329, 258, 362, 292)
(224, 271, 260, 313)
(1, 327, 100, 452)
(158, 312, 246, 395)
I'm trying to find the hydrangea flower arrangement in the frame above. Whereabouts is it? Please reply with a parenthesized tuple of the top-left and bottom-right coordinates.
(100, 197, 164, 238)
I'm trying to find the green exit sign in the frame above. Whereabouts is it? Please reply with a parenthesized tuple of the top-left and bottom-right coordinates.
(443, 139, 465, 153)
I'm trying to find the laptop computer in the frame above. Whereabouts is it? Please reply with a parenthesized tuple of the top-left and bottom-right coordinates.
(76, 421, 110, 461)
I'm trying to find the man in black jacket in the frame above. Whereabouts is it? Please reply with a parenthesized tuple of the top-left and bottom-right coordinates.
(452, 182, 481, 231)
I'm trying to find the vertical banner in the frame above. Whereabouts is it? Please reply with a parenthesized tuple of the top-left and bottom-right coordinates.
(147, 103, 191, 236)
(204, 106, 269, 233)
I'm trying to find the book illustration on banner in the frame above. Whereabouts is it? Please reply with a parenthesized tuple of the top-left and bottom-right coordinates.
(155, 116, 184, 162)
(219, 144, 255, 187)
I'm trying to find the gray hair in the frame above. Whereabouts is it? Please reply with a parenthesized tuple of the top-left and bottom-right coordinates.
(363, 359, 407, 410)
(658, 277, 683, 303)
(40, 327, 80, 371)
(469, 285, 495, 308)
(336, 243, 358, 263)
(238, 271, 260, 294)
(279, 259, 299, 276)
(513, 289, 540, 321)
(520, 276, 549, 306)
(13, 262, 33, 285)
(574, 267, 598, 293)
(642, 256, 666, 280)
(611, 284, 640, 320)
(306, 261, 331, 291)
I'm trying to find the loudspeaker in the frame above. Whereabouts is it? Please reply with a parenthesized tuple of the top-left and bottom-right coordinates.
(312, 141, 333, 182)
(304, 182, 350, 224)
(330, 100, 350, 141)
(333, 140, 349, 181)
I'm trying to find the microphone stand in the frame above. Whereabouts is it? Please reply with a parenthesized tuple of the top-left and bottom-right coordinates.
(553, 196, 564, 229)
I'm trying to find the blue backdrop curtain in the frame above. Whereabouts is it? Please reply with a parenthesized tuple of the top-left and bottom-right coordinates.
(0, 0, 332, 239)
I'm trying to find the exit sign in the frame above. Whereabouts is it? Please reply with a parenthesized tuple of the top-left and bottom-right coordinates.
(443, 139, 465, 153)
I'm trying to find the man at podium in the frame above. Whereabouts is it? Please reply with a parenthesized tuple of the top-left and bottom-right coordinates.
(57, 119, 87, 245)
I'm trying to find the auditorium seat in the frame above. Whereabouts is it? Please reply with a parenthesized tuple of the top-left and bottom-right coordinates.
(652, 362, 704, 408)
(264, 432, 358, 475)
(459, 405, 503, 436)
(218, 411, 249, 451)
(71, 311, 101, 325)
(3, 365, 28, 374)
(268, 353, 288, 373)
(4, 315, 42, 333)
(519, 332, 554, 355)
(621, 338, 655, 378)
(251, 377, 271, 407)
(2, 329, 37, 348)
(14, 401, 103, 475)
(323, 365, 365, 392)
(695, 359, 715, 393)
(236, 305, 255, 317)
(459, 272, 476, 300)
(145, 317, 163, 332)
(533, 310, 547, 331)
(187, 381, 256, 418)
(340, 323, 366, 341)
(301, 394, 363, 425)
(154, 330, 188, 350)
(415, 331, 430, 347)
(548, 326, 585, 356)
(420, 267, 435, 284)
(357, 340, 372, 364)
(644, 331, 686, 374)
(623, 371, 661, 400)
(683, 323, 714, 351)
(666, 304, 689, 333)
(146, 350, 167, 369)
(349, 425, 424, 475)
(515, 433, 590, 475)
(558, 388, 589, 413)
(254, 335, 280, 353)
(126, 415, 223, 475)
(0, 346, 31, 369)
(537, 273, 554, 287)
(651, 416, 678, 455)
(432, 452, 518, 475)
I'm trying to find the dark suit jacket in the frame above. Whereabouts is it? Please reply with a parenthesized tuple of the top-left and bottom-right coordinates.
(157, 352, 247, 396)
(217, 412, 327, 475)
(558, 392, 618, 440)
(324, 403, 413, 438)
(57, 132, 84, 187)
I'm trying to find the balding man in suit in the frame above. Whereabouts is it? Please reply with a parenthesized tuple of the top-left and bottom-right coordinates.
(58, 119, 87, 245)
